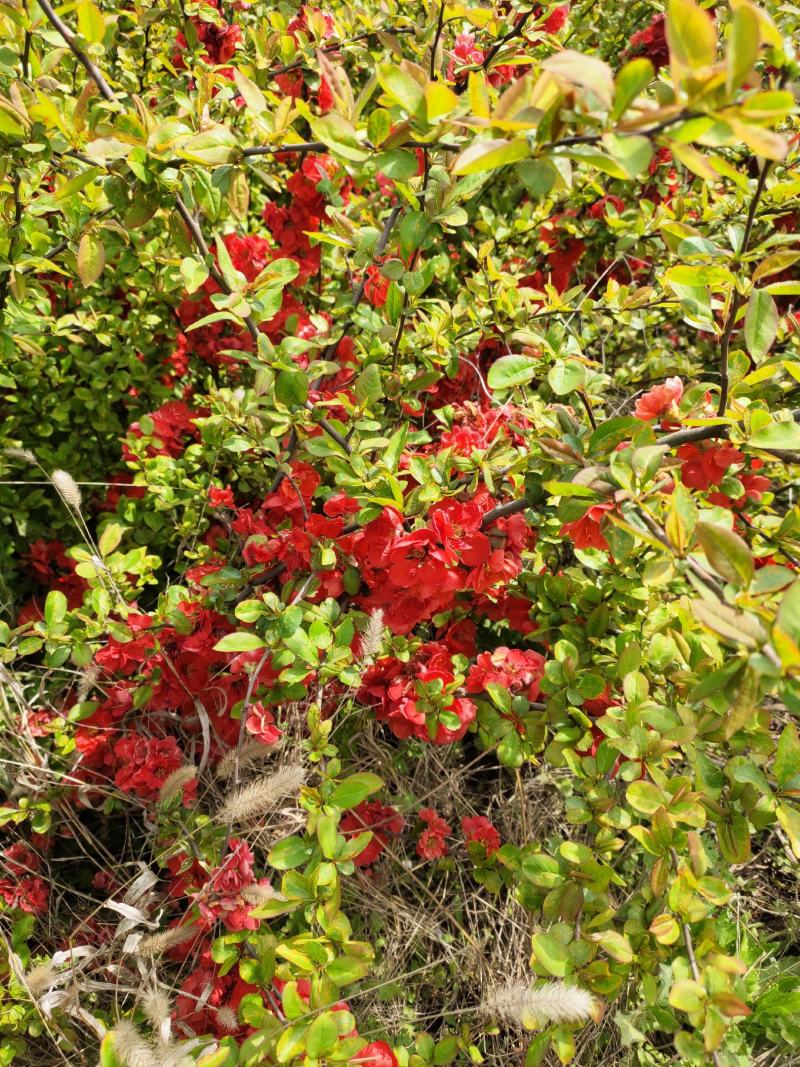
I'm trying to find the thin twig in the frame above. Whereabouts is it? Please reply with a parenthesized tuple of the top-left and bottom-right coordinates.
(37, 0, 115, 100)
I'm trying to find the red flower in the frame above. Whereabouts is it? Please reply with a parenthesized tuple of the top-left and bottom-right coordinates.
(196, 839, 272, 931)
(0, 875, 49, 915)
(358, 643, 476, 745)
(113, 734, 183, 799)
(466, 647, 545, 703)
(416, 808, 451, 859)
(358, 1042, 399, 1067)
(541, 3, 569, 33)
(560, 502, 614, 551)
(209, 485, 235, 508)
(245, 702, 282, 746)
(462, 815, 501, 855)
(2, 843, 41, 875)
(634, 376, 683, 420)
(678, 443, 744, 491)
(629, 13, 669, 69)
(340, 801, 405, 866)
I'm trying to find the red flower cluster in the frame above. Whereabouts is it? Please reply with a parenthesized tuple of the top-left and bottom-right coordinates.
(353, 492, 533, 635)
(466, 646, 545, 702)
(113, 734, 184, 799)
(18, 538, 88, 623)
(358, 642, 477, 745)
(245, 702, 282, 746)
(340, 801, 405, 866)
(447, 33, 516, 86)
(0, 843, 49, 915)
(195, 839, 272, 931)
(462, 815, 501, 855)
(678, 443, 745, 491)
(262, 155, 345, 285)
(123, 400, 204, 460)
(174, 0, 241, 65)
(359, 1042, 399, 1067)
(628, 13, 669, 68)
(416, 808, 451, 859)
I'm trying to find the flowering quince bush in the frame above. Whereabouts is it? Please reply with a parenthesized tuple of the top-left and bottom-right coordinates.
(5, 1, 800, 1067)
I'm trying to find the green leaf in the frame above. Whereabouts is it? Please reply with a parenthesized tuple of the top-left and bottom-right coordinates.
(588, 929, 634, 963)
(44, 590, 67, 628)
(376, 63, 425, 119)
(317, 814, 338, 859)
(310, 113, 369, 162)
(77, 232, 105, 286)
(744, 289, 778, 362)
(77, 0, 105, 43)
(453, 138, 530, 176)
(306, 1012, 338, 1057)
(399, 211, 430, 256)
(487, 354, 536, 391)
(601, 134, 653, 178)
(275, 368, 309, 407)
(530, 932, 570, 977)
(667, 0, 717, 74)
(669, 978, 707, 1013)
(213, 632, 266, 652)
(516, 159, 557, 197)
(749, 419, 800, 451)
(627, 780, 667, 815)
(776, 803, 800, 858)
(181, 256, 210, 295)
(548, 360, 586, 396)
(692, 599, 767, 649)
(327, 955, 372, 984)
(99, 1034, 122, 1067)
(774, 722, 800, 789)
(727, 2, 761, 92)
(330, 772, 383, 810)
(612, 58, 654, 120)
(268, 836, 313, 870)
(773, 580, 800, 669)
(695, 522, 754, 586)
(374, 149, 419, 180)
(355, 363, 383, 407)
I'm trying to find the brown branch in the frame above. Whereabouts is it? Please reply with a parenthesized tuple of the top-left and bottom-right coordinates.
(453, 7, 536, 95)
(670, 848, 723, 1067)
(37, 0, 115, 101)
(0, 173, 22, 315)
(718, 158, 773, 417)
(481, 497, 529, 526)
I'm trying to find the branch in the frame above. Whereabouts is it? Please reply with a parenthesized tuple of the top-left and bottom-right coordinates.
(241, 138, 460, 159)
(670, 849, 722, 1067)
(454, 7, 536, 95)
(0, 173, 22, 315)
(658, 410, 800, 460)
(430, 3, 447, 80)
(636, 509, 724, 597)
(718, 158, 773, 417)
(481, 497, 529, 526)
(37, 0, 115, 101)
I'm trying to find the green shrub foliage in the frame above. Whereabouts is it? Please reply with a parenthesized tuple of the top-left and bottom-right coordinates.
(2, 0, 800, 1063)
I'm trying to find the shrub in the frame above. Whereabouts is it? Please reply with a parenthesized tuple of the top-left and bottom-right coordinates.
(2, 0, 800, 1064)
